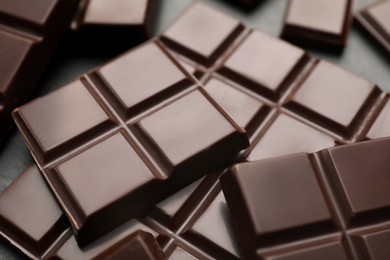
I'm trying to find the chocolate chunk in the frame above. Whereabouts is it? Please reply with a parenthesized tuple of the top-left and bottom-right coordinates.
(221, 138, 390, 259)
(222, 155, 336, 254)
(281, 0, 354, 50)
(0, 0, 80, 142)
(92, 230, 166, 260)
(73, 0, 156, 33)
(71, 0, 158, 55)
(355, 0, 390, 57)
(0, 166, 69, 259)
(13, 40, 249, 246)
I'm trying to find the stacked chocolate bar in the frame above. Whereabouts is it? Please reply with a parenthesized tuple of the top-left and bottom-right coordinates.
(1, 0, 390, 259)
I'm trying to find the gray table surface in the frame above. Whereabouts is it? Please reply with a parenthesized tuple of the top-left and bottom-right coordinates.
(0, 0, 389, 259)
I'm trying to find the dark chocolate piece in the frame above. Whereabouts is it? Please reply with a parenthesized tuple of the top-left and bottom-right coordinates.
(0, 166, 69, 259)
(0, 0, 80, 142)
(221, 138, 390, 259)
(13, 39, 249, 246)
(92, 230, 166, 260)
(8, 2, 390, 258)
(71, 0, 158, 55)
(355, 0, 390, 57)
(281, 0, 354, 50)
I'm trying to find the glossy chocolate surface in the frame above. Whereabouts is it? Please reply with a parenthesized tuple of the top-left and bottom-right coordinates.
(285, 60, 380, 137)
(204, 78, 269, 136)
(355, 0, 390, 57)
(79, 0, 151, 26)
(350, 225, 390, 260)
(281, 0, 354, 50)
(222, 138, 390, 259)
(93, 230, 166, 260)
(0, 0, 80, 143)
(6, 2, 390, 259)
(218, 30, 309, 100)
(13, 39, 249, 246)
(0, 166, 69, 259)
(247, 113, 335, 161)
(71, 0, 158, 55)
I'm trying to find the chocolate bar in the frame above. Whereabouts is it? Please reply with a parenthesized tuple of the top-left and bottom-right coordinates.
(355, 0, 390, 57)
(221, 138, 390, 259)
(7, 2, 390, 258)
(71, 0, 158, 55)
(0, 0, 80, 143)
(13, 39, 249, 246)
(281, 0, 354, 50)
(92, 230, 166, 260)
